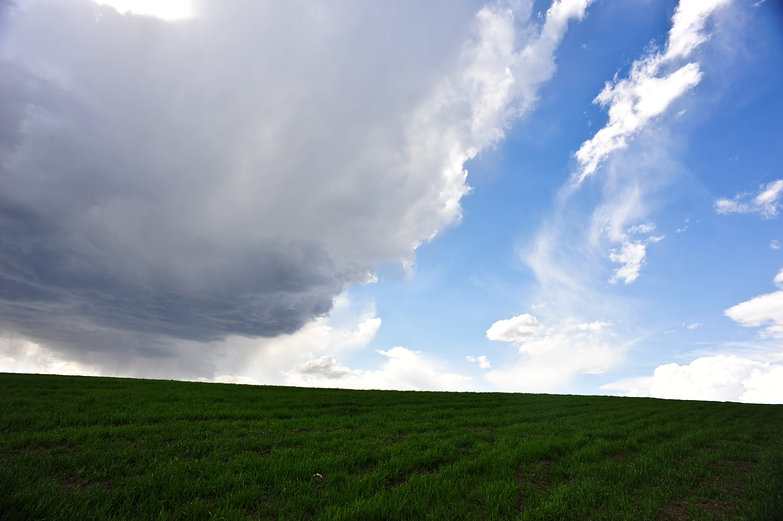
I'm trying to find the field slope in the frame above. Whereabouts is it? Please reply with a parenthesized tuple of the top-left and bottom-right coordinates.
(1, 373, 781, 520)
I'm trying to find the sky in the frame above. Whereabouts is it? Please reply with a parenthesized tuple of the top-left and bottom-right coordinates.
(1, 0, 782, 404)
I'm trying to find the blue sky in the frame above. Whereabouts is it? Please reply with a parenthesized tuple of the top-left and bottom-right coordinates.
(1, 0, 782, 403)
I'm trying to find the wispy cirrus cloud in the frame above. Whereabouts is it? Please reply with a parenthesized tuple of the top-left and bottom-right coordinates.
(523, 0, 733, 306)
(573, 0, 731, 184)
(714, 179, 783, 218)
(512, 0, 736, 396)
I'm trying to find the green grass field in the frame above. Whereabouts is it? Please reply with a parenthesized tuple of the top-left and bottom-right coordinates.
(1, 373, 781, 520)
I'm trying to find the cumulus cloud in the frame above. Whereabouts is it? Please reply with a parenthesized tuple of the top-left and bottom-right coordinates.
(604, 270, 783, 404)
(573, 0, 730, 184)
(714, 179, 783, 218)
(485, 313, 623, 392)
(486, 313, 544, 343)
(724, 268, 783, 339)
(0, 0, 590, 374)
(602, 354, 783, 404)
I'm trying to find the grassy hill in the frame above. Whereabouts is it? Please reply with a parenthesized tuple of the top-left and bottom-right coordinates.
(1, 373, 781, 520)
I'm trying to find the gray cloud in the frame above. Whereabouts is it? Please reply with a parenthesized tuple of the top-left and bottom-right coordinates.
(0, 0, 588, 373)
(0, 0, 476, 350)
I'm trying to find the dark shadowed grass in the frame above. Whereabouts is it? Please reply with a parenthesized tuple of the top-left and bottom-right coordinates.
(1, 373, 781, 520)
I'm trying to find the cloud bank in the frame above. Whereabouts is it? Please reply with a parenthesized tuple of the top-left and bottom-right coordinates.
(602, 354, 783, 404)
(0, 0, 592, 378)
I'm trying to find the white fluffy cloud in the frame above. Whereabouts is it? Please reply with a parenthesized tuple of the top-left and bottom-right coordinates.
(486, 313, 545, 343)
(573, 0, 730, 183)
(0, 0, 592, 377)
(604, 268, 783, 404)
(485, 314, 623, 392)
(724, 268, 783, 339)
(714, 179, 783, 218)
(602, 354, 783, 404)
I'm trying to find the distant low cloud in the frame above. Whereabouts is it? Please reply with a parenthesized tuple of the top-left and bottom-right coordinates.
(602, 354, 783, 404)
(285, 347, 473, 391)
(290, 356, 357, 380)
(714, 179, 783, 219)
(0, 337, 101, 377)
(486, 313, 622, 392)
(724, 268, 783, 339)
(606, 269, 783, 404)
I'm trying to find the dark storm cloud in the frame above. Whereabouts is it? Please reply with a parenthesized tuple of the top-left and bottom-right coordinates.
(0, 0, 481, 356)
(0, 204, 343, 341)
(1, 0, 581, 376)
